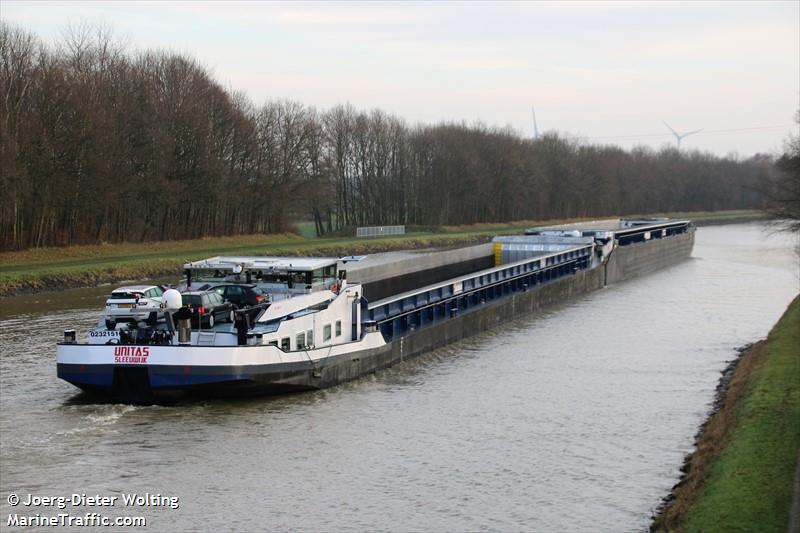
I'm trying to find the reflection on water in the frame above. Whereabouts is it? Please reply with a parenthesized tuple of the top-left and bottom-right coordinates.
(0, 223, 797, 531)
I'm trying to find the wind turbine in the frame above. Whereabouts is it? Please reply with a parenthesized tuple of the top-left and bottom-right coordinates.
(663, 121, 702, 149)
(532, 105, 540, 140)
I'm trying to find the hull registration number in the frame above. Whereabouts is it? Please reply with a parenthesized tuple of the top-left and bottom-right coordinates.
(87, 330, 120, 344)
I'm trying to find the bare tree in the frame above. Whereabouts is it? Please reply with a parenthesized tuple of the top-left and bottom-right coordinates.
(0, 21, 778, 250)
(769, 111, 800, 233)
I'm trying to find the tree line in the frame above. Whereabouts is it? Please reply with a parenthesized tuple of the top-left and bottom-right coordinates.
(0, 22, 782, 250)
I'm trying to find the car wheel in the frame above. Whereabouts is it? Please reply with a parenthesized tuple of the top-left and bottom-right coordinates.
(207, 314, 215, 328)
(229, 309, 235, 323)
(105, 319, 116, 330)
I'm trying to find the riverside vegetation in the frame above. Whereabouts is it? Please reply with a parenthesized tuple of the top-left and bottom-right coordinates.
(652, 296, 800, 532)
(0, 22, 781, 251)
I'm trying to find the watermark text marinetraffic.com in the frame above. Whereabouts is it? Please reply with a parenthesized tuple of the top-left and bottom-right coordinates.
(5, 492, 180, 528)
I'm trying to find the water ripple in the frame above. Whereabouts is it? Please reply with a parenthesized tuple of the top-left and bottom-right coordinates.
(0, 224, 797, 532)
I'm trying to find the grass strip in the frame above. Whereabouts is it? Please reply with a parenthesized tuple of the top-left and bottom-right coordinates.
(652, 295, 800, 532)
(0, 233, 494, 296)
(0, 210, 765, 297)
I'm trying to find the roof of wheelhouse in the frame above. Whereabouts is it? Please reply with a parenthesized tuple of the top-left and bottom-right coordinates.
(184, 256, 339, 272)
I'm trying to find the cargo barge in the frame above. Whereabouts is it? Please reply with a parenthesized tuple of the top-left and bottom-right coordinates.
(56, 218, 695, 403)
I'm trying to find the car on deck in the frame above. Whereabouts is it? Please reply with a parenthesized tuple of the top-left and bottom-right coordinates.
(197, 283, 268, 308)
(104, 285, 166, 329)
(181, 291, 235, 328)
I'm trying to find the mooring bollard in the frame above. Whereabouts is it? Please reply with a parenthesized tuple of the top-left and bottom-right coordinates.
(63, 330, 76, 344)
(172, 305, 193, 346)
(178, 319, 191, 345)
(234, 310, 250, 346)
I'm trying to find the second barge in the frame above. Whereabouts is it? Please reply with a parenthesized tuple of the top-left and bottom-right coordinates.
(56, 218, 695, 403)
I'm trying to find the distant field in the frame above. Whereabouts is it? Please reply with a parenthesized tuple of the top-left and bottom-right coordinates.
(650, 209, 768, 224)
(0, 210, 765, 297)
(293, 221, 319, 239)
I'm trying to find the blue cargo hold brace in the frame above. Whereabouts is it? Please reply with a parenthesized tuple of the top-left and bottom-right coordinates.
(365, 244, 594, 341)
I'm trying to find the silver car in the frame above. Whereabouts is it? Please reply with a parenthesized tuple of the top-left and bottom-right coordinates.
(104, 285, 166, 329)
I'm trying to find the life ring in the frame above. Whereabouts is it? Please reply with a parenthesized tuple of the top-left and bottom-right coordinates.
(330, 282, 339, 294)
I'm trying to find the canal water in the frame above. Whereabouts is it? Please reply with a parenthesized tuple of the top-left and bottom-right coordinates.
(0, 223, 797, 532)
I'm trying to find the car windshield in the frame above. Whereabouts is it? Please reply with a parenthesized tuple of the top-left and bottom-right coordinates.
(110, 292, 142, 299)
(182, 295, 202, 307)
(251, 286, 265, 295)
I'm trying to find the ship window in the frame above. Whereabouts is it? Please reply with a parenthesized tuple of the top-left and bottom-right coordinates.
(323, 324, 332, 341)
(290, 271, 311, 285)
(280, 337, 290, 351)
(296, 332, 306, 350)
(307, 329, 314, 347)
(268, 340, 278, 347)
(335, 320, 342, 337)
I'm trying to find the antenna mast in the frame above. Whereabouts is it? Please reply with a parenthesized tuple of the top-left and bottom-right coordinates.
(532, 106, 540, 140)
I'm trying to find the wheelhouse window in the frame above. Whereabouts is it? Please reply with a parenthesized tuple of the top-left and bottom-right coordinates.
(323, 324, 332, 342)
(335, 320, 342, 337)
(280, 337, 290, 351)
(288, 271, 311, 288)
(260, 273, 284, 283)
(307, 329, 314, 347)
(296, 332, 306, 350)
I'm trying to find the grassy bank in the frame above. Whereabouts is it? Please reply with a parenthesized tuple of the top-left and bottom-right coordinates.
(649, 209, 767, 226)
(652, 295, 800, 532)
(0, 210, 765, 297)
(0, 232, 495, 297)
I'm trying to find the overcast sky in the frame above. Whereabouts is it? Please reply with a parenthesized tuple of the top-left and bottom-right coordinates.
(3, 0, 798, 157)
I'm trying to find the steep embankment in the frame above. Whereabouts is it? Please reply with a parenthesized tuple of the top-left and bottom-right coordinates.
(652, 296, 800, 532)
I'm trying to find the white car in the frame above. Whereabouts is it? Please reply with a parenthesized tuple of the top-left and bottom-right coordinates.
(104, 285, 166, 329)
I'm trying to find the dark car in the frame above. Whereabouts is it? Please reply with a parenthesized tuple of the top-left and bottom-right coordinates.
(181, 291, 235, 328)
(199, 283, 268, 308)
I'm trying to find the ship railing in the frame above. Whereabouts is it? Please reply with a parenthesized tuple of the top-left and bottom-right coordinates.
(614, 220, 692, 246)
